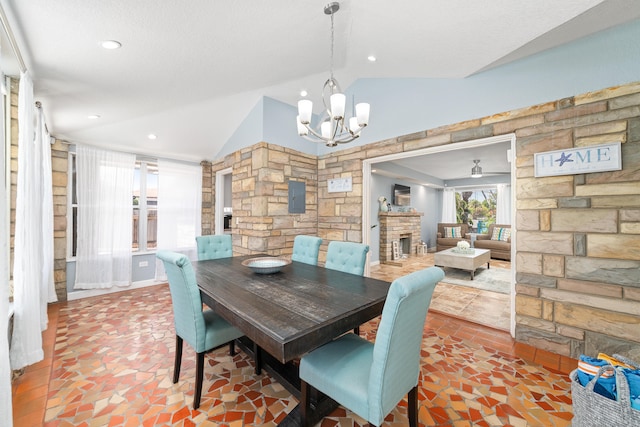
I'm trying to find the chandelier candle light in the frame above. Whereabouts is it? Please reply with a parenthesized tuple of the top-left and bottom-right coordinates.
(296, 2, 370, 147)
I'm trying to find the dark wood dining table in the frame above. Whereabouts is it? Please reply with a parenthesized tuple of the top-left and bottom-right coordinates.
(193, 254, 392, 426)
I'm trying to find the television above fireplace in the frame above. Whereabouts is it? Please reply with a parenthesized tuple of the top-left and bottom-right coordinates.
(393, 184, 411, 206)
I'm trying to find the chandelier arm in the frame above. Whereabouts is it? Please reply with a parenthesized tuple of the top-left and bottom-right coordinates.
(302, 123, 329, 140)
(302, 122, 361, 145)
(333, 134, 360, 144)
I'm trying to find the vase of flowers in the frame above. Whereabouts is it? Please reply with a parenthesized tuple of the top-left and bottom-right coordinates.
(378, 196, 389, 212)
(456, 240, 473, 254)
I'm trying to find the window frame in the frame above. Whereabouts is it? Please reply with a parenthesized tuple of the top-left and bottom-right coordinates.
(66, 154, 158, 259)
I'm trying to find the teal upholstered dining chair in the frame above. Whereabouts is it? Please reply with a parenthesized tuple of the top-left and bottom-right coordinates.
(299, 266, 445, 427)
(325, 241, 370, 334)
(156, 250, 243, 410)
(325, 241, 369, 276)
(292, 235, 323, 266)
(196, 234, 233, 260)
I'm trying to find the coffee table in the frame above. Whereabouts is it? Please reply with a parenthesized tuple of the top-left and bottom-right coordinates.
(433, 248, 491, 280)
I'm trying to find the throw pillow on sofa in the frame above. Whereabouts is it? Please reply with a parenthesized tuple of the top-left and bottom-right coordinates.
(444, 226, 462, 238)
(491, 227, 511, 241)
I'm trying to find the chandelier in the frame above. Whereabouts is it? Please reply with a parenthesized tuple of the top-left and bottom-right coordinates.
(296, 2, 370, 147)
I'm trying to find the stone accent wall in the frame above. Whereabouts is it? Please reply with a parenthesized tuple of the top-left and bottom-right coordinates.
(9, 78, 18, 295)
(51, 140, 68, 301)
(201, 160, 213, 235)
(310, 81, 640, 357)
(378, 212, 423, 263)
(208, 142, 318, 257)
(511, 83, 640, 357)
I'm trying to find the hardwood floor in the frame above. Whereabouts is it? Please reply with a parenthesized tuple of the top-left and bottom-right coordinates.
(369, 253, 512, 331)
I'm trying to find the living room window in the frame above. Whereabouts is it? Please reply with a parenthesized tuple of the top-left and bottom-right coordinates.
(456, 188, 497, 232)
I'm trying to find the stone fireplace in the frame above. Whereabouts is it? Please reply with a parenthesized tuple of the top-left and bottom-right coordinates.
(378, 211, 423, 264)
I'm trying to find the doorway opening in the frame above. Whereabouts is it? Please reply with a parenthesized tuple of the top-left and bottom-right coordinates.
(215, 167, 232, 235)
(362, 134, 516, 335)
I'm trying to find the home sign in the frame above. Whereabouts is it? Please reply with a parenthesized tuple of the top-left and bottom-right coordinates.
(534, 142, 621, 177)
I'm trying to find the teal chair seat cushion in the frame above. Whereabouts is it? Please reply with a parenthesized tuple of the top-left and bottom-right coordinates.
(202, 309, 244, 354)
(300, 333, 373, 420)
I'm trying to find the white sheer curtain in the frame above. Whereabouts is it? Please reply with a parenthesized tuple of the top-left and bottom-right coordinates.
(37, 108, 57, 324)
(441, 188, 457, 223)
(0, 53, 12, 424)
(496, 184, 511, 224)
(155, 160, 201, 280)
(74, 145, 135, 289)
(10, 72, 57, 371)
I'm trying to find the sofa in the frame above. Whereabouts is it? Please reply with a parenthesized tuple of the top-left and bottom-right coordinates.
(436, 223, 471, 252)
(474, 223, 511, 260)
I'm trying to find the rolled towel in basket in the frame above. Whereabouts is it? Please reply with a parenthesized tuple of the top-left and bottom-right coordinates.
(578, 355, 617, 400)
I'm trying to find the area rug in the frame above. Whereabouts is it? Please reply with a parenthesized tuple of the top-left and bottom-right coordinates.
(440, 266, 511, 294)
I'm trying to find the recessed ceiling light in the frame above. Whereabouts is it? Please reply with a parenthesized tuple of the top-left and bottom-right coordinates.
(101, 40, 122, 50)
(87, 114, 100, 119)
(367, 55, 377, 62)
(300, 90, 308, 97)
(147, 134, 157, 140)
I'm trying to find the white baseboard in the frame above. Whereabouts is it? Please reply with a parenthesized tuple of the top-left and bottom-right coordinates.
(67, 279, 165, 301)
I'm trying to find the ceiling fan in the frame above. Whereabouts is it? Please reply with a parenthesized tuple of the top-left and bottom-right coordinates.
(470, 159, 510, 178)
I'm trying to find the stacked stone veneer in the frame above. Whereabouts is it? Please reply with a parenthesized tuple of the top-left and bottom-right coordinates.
(51, 140, 68, 301)
(206, 142, 318, 257)
(378, 212, 423, 263)
(208, 81, 640, 358)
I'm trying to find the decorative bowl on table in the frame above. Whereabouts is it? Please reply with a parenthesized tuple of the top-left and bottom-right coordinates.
(242, 257, 291, 274)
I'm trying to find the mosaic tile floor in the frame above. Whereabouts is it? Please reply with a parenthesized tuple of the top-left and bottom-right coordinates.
(13, 280, 577, 426)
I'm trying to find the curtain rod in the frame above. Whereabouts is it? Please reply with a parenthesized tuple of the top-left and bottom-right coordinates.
(0, 3, 27, 73)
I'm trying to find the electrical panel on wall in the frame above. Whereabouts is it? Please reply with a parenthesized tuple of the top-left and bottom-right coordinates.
(288, 180, 305, 214)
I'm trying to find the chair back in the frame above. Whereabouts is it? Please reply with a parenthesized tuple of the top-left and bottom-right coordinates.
(291, 235, 322, 265)
(196, 234, 232, 260)
(367, 266, 444, 424)
(325, 241, 369, 276)
(156, 250, 208, 353)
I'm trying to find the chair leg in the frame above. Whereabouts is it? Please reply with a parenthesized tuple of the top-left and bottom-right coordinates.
(229, 340, 236, 356)
(300, 380, 311, 427)
(194, 352, 205, 410)
(253, 342, 262, 375)
(173, 335, 183, 383)
(354, 326, 360, 335)
(408, 385, 418, 427)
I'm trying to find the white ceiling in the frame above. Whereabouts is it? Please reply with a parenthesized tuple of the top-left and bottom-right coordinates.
(374, 140, 512, 183)
(2, 0, 639, 163)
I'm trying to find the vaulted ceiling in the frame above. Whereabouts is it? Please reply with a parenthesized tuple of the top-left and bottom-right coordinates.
(2, 0, 638, 163)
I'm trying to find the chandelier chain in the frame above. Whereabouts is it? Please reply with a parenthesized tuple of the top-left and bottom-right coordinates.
(330, 11, 334, 82)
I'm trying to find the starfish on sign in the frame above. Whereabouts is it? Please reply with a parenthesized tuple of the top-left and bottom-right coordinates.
(555, 152, 573, 167)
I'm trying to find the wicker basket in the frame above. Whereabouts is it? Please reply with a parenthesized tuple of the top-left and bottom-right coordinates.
(571, 364, 640, 426)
